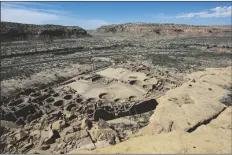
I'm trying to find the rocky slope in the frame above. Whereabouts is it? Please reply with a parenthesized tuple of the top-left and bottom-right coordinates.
(146, 67, 231, 134)
(1, 22, 90, 42)
(97, 23, 232, 35)
(70, 66, 232, 154)
(72, 107, 231, 154)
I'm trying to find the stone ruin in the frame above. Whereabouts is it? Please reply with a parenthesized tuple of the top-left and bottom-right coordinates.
(0, 63, 182, 153)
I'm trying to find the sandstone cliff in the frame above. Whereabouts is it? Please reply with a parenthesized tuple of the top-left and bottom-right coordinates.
(97, 23, 232, 35)
(1, 22, 90, 42)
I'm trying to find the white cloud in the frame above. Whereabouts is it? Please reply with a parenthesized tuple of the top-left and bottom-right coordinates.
(176, 6, 232, 18)
(1, 6, 60, 24)
(56, 18, 110, 29)
(1, 2, 109, 29)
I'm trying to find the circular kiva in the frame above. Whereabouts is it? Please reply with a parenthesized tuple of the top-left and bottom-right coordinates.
(30, 92, 41, 97)
(24, 88, 36, 95)
(92, 76, 103, 82)
(99, 93, 111, 100)
(129, 80, 142, 86)
(75, 98, 83, 103)
(128, 96, 137, 101)
(86, 98, 97, 103)
(63, 94, 73, 100)
(87, 109, 94, 115)
(114, 98, 121, 103)
(48, 90, 55, 94)
(53, 100, 64, 106)
(66, 104, 77, 111)
(43, 88, 49, 92)
(53, 93, 60, 97)
(45, 97, 55, 104)
(143, 78, 149, 82)
(143, 84, 153, 89)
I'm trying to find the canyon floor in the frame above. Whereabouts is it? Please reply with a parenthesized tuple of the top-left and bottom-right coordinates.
(0, 24, 232, 154)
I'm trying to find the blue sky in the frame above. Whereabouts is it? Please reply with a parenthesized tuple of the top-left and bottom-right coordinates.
(1, 2, 231, 29)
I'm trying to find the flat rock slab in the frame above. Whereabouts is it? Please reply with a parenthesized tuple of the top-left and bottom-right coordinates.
(64, 80, 146, 100)
(69, 106, 232, 154)
(96, 67, 157, 83)
(148, 67, 231, 133)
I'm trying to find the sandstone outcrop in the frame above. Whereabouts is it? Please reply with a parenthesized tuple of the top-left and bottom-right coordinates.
(97, 23, 232, 36)
(74, 107, 231, 154)
(147, 66, 231, 134)
(70, 67, 232, 154)
(1, 22, 90, 42)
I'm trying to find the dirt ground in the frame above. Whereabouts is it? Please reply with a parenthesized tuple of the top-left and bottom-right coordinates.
(0, 30, 231, 154)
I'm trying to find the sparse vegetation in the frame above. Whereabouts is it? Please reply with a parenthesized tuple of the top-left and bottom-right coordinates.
(1, 22, 231, 154)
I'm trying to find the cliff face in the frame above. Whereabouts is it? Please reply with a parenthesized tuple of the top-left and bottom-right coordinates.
(97, 23, 232, 35)
(1, 22, 90, 42)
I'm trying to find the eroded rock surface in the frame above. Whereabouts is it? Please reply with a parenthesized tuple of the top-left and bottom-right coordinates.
(147, 67, 231, 134)
(71, 67, 231, 154)
(1, 63, 178, 154)
(97, 23, 232, 36)
(1, 22, 90, 42)
(1, 22, 231, 154)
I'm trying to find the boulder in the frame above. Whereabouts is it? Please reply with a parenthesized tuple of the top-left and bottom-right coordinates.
(64, 132, 76, 143)
(107, 118, 137, 126)
(68, 137, 95, 153)
(88, 124, 118, 143)
(0, 120, 19, 129)
(40, 129, 60, 145)
(41, 145, 50, 150)
(81, 118, 92, 130)
(72, 107, 232, 154)
(20, 143, 34, 153)
(61, 126, 76, 136)
(97, 119, 110, 129)
(51, 120, 67, 131)
(64, 110, 76, 120)
(78, 129, 89, 138)
(14, 130, 28, 142)
(64, 130, 88, 143)
(94, 140, 112, 149)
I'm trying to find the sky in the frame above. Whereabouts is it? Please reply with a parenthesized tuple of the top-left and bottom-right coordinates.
(1, 2, 231, 29)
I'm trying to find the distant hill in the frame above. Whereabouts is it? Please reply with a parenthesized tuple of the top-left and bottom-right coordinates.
(97, 23, 232, 35)
(1, 22, 91, 42)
